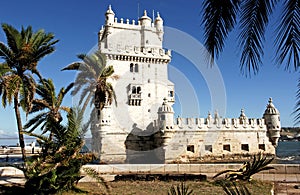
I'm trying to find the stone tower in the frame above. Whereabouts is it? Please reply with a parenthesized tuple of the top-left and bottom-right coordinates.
(96, 5, 174, 163)
(263, 98, 281, 146)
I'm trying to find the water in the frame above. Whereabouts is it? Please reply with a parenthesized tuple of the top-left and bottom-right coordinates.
(276, 141, 300, 164)
(1, 138, 299, 164)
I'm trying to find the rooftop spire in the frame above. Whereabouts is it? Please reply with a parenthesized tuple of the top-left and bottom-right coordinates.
(106, 4, 115, 15)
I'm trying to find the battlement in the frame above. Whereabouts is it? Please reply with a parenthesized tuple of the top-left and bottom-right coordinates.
(167, 117, 267, 130)
(102, 17, 160, 29)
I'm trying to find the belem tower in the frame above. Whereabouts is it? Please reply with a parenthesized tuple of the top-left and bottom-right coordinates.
(93, 5, 281, 163)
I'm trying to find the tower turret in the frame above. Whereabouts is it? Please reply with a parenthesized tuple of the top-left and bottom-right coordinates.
(158, 98, 174, 130)
(239, 109, 248, 125)
(105, 5, 115, 26)
(155, 12, 164, 40)
(263, 98, 281, 146)
(139, 10, 152, 26)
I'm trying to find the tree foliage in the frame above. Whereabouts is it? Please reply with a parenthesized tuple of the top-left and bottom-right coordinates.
(62, 51, 118, 112)
(24, 108, 94, 194)
(0, 23, 58, 160)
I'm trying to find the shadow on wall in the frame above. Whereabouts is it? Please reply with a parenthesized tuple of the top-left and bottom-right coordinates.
(125, 123, 165, 164)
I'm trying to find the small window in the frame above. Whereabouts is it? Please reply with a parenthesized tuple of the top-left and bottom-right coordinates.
(148, 93, 151, 97)
(134, 64, 138, 72)
(223, 144, 231, 152)
(130, 63, 134, 72)
(205, 145, 212, 152)
(137, 86, 141, 93)
(148, 64, 150, 68)
(187, 145, 195, 153)
(148, 79, 150, 83)
(148, 109, 151, 112)
(132, 86, 137, 94)
(160, 115, 165, 120)
(168, 91, 174, 97)
(259, 144, 265, 151)
(241, 144, 249, 151)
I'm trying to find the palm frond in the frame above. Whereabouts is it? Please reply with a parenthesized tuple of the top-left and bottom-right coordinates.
(24, 112, 47, 132)
(82, 167, 111, 193)
(0, 42, 13, 63)
(61, 62, 82, 71)
(218, 180, 250, 195)
(275, 0, 299, 71)
(1, 23, 20, 54)
(202, 0, 240, 63)
(168, 182, 193, 195)
(293, 76, 300, 124)
(238, 0, 277, 76)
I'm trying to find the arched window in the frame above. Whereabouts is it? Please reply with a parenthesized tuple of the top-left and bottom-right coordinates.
(130, 63, 134, 72)
(132, 86, 137, 94)
(137, 86, 141, 93)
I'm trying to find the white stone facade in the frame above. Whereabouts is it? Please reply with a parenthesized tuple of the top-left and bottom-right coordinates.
(94, 5, 281, 164)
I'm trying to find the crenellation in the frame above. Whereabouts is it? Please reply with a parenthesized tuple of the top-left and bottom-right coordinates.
(171, 117, 268, 131)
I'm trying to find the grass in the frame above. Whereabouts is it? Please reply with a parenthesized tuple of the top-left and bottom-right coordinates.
(0, 180, 273, 195)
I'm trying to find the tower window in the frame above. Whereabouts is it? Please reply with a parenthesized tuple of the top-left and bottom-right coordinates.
(148, 93, 151, 97)
(187, 145, 195, 153)
(129, 84, 142, 106)
(223, 144, 231, 152)
(132, 86, 137, 94)
(168, 91, 174, 97)
(241, 144, 249, 151)
(130, 63, 134, 72)
(259, 144, 265, 151)
(205, 145, 212, 152)
(148, 79, 150, 83)
(134, 64, 138, 72)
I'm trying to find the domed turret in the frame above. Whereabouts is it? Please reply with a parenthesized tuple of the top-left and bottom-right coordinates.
(239, 109, 248, 125)
(139, 10, 152, 26)
(155, 12, 164, 40)
(105, 5, 115, 26)
(263, 98, 281, 146)
(155, 12, 163, 28)
(158, 98, 174, 129)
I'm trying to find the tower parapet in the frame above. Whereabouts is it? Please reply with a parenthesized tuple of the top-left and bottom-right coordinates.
(98, 6, 170, 62)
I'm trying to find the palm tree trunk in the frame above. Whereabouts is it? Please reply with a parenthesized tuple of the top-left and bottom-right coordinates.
(14, 96, 27, 162)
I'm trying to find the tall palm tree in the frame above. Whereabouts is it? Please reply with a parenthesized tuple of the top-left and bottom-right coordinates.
(62, 51, 117, 113)
(0, 24, 58, 160)
(62, 51, 118, 153)
(24, 79, 73, 137)
(202, 0, 299, 121)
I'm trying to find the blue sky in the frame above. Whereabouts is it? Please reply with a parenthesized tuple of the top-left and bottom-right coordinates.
(0, 0, 298, 138)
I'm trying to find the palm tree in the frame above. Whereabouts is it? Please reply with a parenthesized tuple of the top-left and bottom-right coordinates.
(0, 24, 58, 160)
(62, 51, 118, 153)
(24, 79, 73, 139)
(62, 51, 117, 113)
(202, 0, 299, 122)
